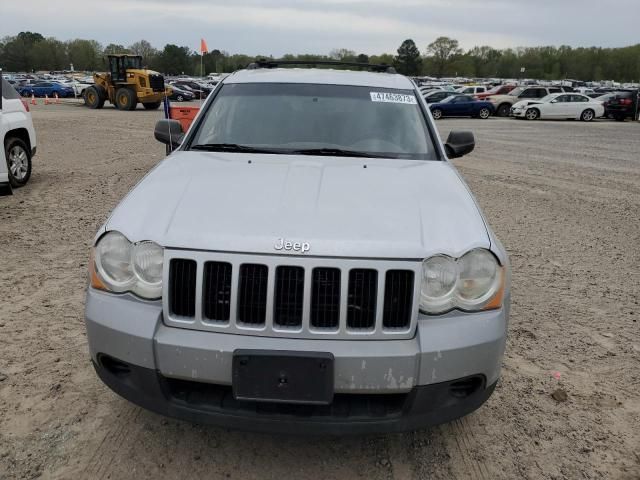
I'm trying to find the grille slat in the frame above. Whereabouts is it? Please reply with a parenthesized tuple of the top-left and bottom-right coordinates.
(169, 259, 197, 317)
(311, 268, 341, 329)
(237, 264, 268, 325)
(202, 262, 232, 321)
(383, 270, 414, 329)
(274, 266, 304, 328)
(347, 269, 378, 330)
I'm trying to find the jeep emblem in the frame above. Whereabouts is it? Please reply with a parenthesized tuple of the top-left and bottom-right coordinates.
(274, 238, 310, 253)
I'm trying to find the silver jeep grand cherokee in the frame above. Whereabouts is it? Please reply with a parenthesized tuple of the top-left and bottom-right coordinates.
(85, 61, 510, 434)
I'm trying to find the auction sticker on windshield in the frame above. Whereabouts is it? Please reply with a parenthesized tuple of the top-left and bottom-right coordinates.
(370, 92, 417, 104)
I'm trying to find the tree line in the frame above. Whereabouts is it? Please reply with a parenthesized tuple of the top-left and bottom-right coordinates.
(1, 32, 639, 82)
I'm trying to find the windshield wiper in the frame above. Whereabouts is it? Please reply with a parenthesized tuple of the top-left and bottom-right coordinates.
(292, 148, 387, 158)
(190, 143, 285, 154)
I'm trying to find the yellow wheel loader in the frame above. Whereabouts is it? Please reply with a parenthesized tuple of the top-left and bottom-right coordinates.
(84, 54, 171, 111)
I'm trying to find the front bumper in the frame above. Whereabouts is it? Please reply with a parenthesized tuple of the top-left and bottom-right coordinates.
(85, 289, 508, 433)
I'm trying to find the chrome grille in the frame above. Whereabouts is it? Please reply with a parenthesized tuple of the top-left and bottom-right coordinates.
(163, 250, 421, 340)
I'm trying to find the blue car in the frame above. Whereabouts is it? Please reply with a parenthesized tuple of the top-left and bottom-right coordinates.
(429, 95, 495, 120)
(19, 81, 75, 98)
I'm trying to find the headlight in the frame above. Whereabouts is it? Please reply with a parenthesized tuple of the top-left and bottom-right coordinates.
(91, 231, 164, 300)
(420, 248, 505, 314)
(420, 255, 457, 313)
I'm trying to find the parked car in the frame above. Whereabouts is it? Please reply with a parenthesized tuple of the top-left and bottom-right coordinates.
(85, 63, 510, 435)
(475, 84, 516, 100)
(511, 93, 604, 121)
(605, 90, 639, 121)
(19, 81, 75, 98)
(430, 94, 495, 119)
(488, 86, 563, 117)
(456, 85, 487, 95)
(169, 85, 195, 102)
(64, 79, 94, 98)
(171, 81, 211, 99)
(595, 93, 618, 117)
(1, 78, 37, 194)
(423, 90, 455, 104)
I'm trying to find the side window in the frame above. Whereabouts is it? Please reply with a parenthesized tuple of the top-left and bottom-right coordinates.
(1, 78, 21, 100)
(574, 95, 588, 102)
(477, 87, 486, 93)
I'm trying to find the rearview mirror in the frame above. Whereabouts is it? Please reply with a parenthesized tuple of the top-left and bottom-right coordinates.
(444, 131, 475, 159)
(154, 119, 184, 150)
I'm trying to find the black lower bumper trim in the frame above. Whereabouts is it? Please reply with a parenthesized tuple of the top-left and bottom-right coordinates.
(92, 356, 497, 435)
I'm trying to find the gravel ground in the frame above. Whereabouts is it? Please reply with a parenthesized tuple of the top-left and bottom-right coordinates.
(0, 102, 639, 480)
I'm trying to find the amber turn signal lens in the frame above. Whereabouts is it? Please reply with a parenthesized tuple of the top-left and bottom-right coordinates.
(483, 268, 506, 311)
(89, 248, 107, 291)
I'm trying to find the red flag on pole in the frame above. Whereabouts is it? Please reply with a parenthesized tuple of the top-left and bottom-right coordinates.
(200, 38, 208, 54)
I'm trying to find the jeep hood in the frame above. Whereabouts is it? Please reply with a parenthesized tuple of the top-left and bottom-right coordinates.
(105, 152, 490, 259)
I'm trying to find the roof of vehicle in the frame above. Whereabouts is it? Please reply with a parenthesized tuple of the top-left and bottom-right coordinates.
(225, 68, 415, 90)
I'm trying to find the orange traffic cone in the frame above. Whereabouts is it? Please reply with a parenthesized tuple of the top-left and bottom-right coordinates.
(30, 94, 37, 106)
(54, 93, 60, 104)
(44, 94, 51, 105)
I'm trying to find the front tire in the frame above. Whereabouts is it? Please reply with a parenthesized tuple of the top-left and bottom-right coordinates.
(580, 109, 595, 122)
(176, 94, 184, 102)
(5, 137, 32, 187)
(84, 85, 106, 109)
(497, 103, 511, 117)
(432, 109, 443, 120)
(115, 88, 137, 110)
(143, 102, 161, 110)
(525, 108, 540, 120)
(478, 107, 491, 119)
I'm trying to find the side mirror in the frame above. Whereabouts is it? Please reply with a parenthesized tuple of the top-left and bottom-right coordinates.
(154, 119, 184, 150)
(444, 131, 475, 159)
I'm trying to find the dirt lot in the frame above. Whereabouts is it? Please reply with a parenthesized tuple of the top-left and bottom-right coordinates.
(0, 102, 639, 480)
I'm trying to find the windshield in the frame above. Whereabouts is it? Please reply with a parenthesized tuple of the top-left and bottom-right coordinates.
(508, 87, 524, 96)
(189, 83, 436, 160)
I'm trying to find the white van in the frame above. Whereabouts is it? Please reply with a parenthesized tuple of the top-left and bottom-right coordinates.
(1, 76, 37, 195)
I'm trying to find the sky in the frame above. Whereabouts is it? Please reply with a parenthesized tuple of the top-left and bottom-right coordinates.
(3, 0, 639, 56)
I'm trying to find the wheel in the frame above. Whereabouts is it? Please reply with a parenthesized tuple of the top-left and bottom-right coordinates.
(5, 137, 32, 187)
(497, 103, 511, 117)
(432, 109, 443, 120)
(614, 114, 625, 122)
(176, 95, 184, 102)
(115, 88, 137, 110)
(478, 107, 491, 119)
(84, 85, 106, 109)
(525, 108, 539, 120)
(143, 102, 161, 110)
(580, 109, 595, 122)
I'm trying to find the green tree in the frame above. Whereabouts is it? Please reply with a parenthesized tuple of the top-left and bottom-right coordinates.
(394, 39, 422, 75)
(426, 37, 462, 77)
(31, 37, 67, 71)
(67, 39, 102, 70)
(157, 44, 192, 74)
(1, 32, 44, 71)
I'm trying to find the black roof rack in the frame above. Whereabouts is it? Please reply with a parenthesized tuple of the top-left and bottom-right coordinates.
(247, 59, 397, 74)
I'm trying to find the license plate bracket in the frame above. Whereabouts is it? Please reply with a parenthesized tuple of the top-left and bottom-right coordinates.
(232, 350, 334, 405)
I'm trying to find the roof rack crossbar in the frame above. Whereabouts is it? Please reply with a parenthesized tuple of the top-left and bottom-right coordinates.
(247, 59, 397, 74)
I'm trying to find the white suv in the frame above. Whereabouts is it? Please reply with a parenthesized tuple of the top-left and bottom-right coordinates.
(1, 77, 37, 195)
